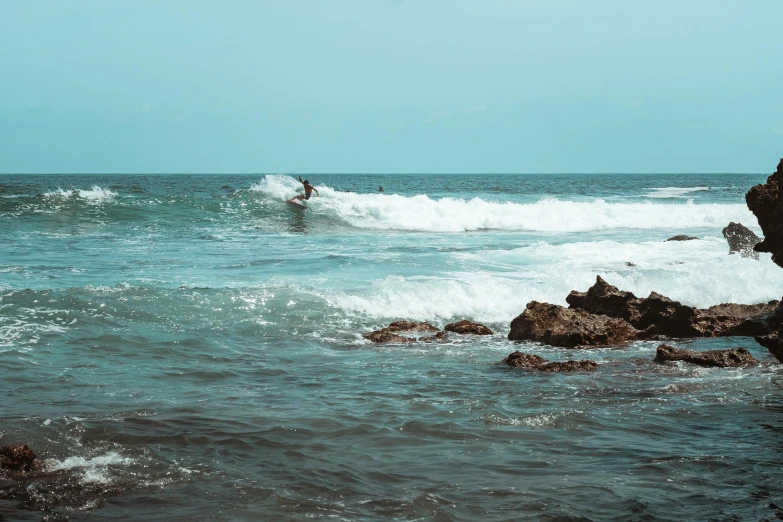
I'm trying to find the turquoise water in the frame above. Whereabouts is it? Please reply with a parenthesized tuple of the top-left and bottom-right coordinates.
(1, 173, 782, 520)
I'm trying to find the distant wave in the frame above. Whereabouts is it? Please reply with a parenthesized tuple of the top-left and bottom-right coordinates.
(42, 186, 118, 202)
(642, 186, 710, 199)
(252, 175, 753, 233)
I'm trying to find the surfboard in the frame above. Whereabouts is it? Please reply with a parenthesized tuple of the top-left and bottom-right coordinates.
(286, 198, 308, 210)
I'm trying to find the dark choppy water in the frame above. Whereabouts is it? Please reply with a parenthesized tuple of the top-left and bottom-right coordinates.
(1, 173, 782, 520)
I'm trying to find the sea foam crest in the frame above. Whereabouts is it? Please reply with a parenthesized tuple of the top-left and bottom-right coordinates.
(642, 186, 710, 198)
(43, 186, 118, 202)
(252, 175, 754, 232)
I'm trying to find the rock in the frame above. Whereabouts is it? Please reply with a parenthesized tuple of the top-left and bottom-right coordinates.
(693, 301, 778, 337)
(537, 360, 599, 372)
(362, 329, 415, 343)
(421, 331, 448, 342)
(746, 159, 783, 267)
(0, 445, 40, 473)
(722, 222, 761, 259)
(666, 235, 699, 241)
(444, 320, 494, 335)
(508, 301, 653, 348)
(363, 320, 443, 343)
(502, 351, 547, 368)
(754, 334, 783, 363)
(625, 262, 637, 267)
(653, 344, 759, 367)
(566, 275, 638, 321)
(501, 351, 598, 372)
(630, 291, 701, 337)
(567, 276, 776, 339)
(386, 321, 438, 332)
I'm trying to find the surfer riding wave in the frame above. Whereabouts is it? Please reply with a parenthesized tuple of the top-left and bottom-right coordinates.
(295, 176, 319, 201)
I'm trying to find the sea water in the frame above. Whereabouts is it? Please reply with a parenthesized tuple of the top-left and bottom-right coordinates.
(1, 173, 782, 521)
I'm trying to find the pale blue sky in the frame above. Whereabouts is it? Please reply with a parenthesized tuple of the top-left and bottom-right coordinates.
(1, 0, 782, 173)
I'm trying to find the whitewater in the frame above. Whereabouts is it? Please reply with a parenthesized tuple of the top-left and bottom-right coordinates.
(1, 172, 782, 520)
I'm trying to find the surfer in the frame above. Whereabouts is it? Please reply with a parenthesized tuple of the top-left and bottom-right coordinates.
(295, 176, 319, 201)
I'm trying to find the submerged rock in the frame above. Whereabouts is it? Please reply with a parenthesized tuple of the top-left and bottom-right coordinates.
(444, 320, 494, 335)
(666, 235, 699, 241)
(653, 344, 759, 368)
(722, 222, 761, 259)
(501, 351, 598, 372)
(0, 444, 40, 473)
(363, 320, 442, 343)
(362, 329, 415, 343)
(746, 158, 783, 267)
(508, 301, 652, 348)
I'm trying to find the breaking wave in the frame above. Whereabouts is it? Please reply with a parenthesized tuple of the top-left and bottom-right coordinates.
(250, 175, 754, 233)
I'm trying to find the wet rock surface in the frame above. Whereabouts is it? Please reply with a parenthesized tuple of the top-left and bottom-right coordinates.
(567, 276, 777, 339)
(722, 222, 761, 259)
(444, 320, 494, 335)
(508, 301, 652, 348)
(0, 445, 40, 473)
(654, 344, 759, 368)
(364, 321, 444, 343)
(501, 351, 598, 372)
(754, 334, 783, 363)
(746, 158, 783, 267)
(666, 235, 699, 241)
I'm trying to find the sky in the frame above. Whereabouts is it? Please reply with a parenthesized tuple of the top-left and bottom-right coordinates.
(1, 0, 782, 174)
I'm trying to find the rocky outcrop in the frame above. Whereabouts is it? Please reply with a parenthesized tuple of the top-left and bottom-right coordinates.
(746, 158, 783, 267)
(653, 344, 759, 368)
(501, 351, 599, 372)
(566, 276, 777, 339)
(722, 222, 761, 259)
(0, 445, 40, 473)
(508, 301, 653, 348)
(363, 330, 416, 343)
(386, 321, 438, 332)
(363, 321, 444, 343)
(666, 235, 699, 241)
(445, 320, 493, 335)
(754, 334, 783, 363)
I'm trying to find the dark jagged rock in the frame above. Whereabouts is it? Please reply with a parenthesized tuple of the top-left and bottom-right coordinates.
(722, 222, 761, 259)
(501, 351, 598, 372)
(754, 334, 783, 363)
(625, 262, 637, 267)
(666, 235, 699, 241)
(631, 292, 701, 337)
(567, 276, 777, 339)
(654, 344, 759, 368)
(566, 276, 637, 320)
(362, 329, 415, 343)
(444, 320, 493, 335)
(502, 351, 547, 368)
(364, 320, 443, 343)
(508, 301, 653, 348)
(0, 444, 40, 473)
(694, 301, 779, 337)
(746, 158, 783, 267)
(386, 321, 438, 332)
(537, 360, 599, 372)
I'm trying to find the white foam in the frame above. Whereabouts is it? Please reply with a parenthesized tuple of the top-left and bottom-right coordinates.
(45, 451, 134, 484)
(316, 238, 783, 323)
(42, 186, 118, 202)
(250, 176, 754, 232)
(643, 187, 710, 199)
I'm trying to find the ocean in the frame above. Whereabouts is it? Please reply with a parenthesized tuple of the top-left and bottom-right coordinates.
(1, 173, 782, 521)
